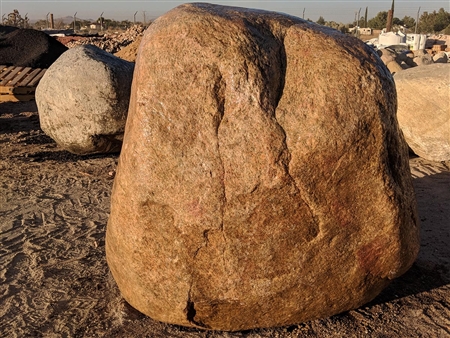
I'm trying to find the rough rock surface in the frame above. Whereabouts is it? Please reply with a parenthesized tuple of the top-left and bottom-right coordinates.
(0, 28, 67, 68)
(106, 3, 420, 331)
(395, 64, 450, 162)
(36, 45, 134, 155)
(413, 53, 434, 66)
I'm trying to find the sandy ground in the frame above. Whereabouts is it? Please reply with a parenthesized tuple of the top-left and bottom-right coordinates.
(1, 101, 449, 337)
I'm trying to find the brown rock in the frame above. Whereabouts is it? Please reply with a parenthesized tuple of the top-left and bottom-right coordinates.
(386, 60, 404, 74)
(377, 48, 396, 65)
(106, 3, 419, 331)
(394, 64, 450, 162)
(413, 54, 434, 66)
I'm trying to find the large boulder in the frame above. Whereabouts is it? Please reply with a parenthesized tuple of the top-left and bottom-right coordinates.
(106, 3, 419, 331)
(395, 64, 450, 161)
(36, 45, 134, 155)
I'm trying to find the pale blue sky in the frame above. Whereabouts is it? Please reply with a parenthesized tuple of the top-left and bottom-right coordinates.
(1, 1, 448, 24)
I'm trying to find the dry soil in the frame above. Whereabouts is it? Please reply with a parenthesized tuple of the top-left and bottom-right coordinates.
(0, 101, 449, 337)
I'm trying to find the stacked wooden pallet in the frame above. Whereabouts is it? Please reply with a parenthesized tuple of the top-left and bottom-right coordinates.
(0, 65, 47, 102)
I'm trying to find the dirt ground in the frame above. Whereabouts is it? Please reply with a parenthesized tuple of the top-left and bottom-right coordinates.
(1, 101, 449, 337)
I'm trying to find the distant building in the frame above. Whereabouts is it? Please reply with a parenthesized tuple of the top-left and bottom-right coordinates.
(359, 28, 373, 35)
(349, 27, 373, 35)
(90, 24, 99, 30)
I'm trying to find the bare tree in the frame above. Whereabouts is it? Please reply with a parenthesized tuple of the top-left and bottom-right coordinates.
(2, 9, 29, 28)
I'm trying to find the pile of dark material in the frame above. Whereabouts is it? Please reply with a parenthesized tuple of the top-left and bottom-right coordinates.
(0, 26, 68, 68)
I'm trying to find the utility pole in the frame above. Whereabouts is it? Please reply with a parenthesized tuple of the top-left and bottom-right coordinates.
(46, 12, 50, 29)
(134, 11, 138, 24)
(143, 11, 146, 25)
(303, 8, 305, 20)
(357, 8, 361, 27)
(364, 7, 368, 28)
(387, 0, 395, 32)
(73, 12, 77, 32)
(354, 11, 357, 26)
(386, 9, 393, 32)
(415, 7, 420, 34)
(100, 11, 104, 31)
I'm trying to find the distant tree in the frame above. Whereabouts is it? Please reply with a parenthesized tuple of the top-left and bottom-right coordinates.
(120, 20, 133, 29)
(2, 9, 29, 28)
(316, 16, 325, 25)
(401, 16, 416, 29)
(33, 19, 48, 30)
(358, 16, 365, 28)
(418, 11, 433, 32)
(444, 24, 450, 34)
(79, 19, 91, 29)
(54, 19, 65, 29)
(433, 8, 450, 31)
(392, 17, 402, 25)
(94, 17, 123, 30)
(339, 25, 349, 34)
(367, 11, 388, 29)
(323, 20, 349, 34)
(418, 8, 450, 33)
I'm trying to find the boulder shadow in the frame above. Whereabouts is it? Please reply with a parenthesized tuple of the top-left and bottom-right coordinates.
(0, 101, 40, 134)
(12, 149, 119, 163)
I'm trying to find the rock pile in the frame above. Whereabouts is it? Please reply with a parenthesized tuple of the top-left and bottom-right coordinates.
(65, 25, 145, 54)
(377, 45, 449, 74)
(106, 3, 419, 331)
(0, 27, 67, 68)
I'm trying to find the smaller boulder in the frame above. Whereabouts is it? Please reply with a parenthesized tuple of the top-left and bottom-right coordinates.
(413, 54, 434, 66)
(395, 64, 450, 162)
(386, 60, 403, 74)
(36, 45, 134, 155)
(377, 48, 396, 65)
(433, 51, 448, 63)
